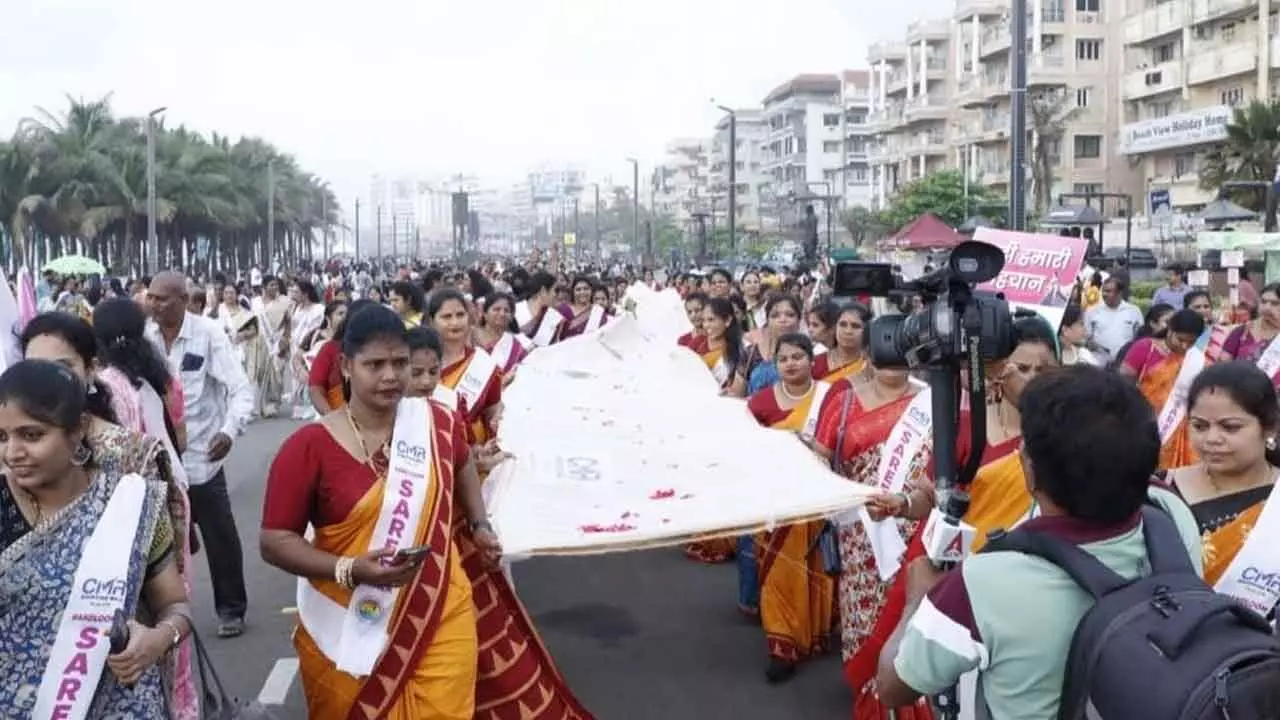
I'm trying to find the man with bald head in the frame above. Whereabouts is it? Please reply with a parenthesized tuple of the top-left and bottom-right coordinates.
(146, 271, 255, 638)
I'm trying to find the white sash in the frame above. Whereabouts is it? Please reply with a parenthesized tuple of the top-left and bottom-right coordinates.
(34, 474, 148, 720)
(455, 348, 498, 417)
(812, 342, 829, 355)
(514, 301, 533, 327)
(492, 333, 516, 371)
(586, 305, 605, 330)
(751, 305, 766, 330)
(1155, 344, 1207, 443)
(532, 307, 564, 347)
(296, 398, 433, 676)
(1214, 482, 1280, 616)
(859, 389, 933, 581)
(139, 382, 188, 490)
(1256, 333, 1280, 379)
(711, 357, 730, 386)
(800, 382, 831, 439)
(432, 384, 460, 412)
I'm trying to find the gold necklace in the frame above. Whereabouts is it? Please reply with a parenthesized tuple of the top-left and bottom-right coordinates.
(779, 380, 813, 402)
(345, 406, 390, 475)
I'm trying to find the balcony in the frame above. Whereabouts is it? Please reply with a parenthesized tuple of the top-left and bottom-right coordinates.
(1186, 43, 1257, 85)
(1188, 0, 1254, 24)
(925, 55, 948, 79)
(905, 96, 950, 122)
(910, 132, 950, 155)
(957, 74, 987, 108)
(843, 88, 871, 106)
(978, 112, 1011, 142)
(981, 71, 1009, 100)
(868, 40, 909, 62)
(1123, 1, 1185, 45)
(1028, 53, 1071, 87)
(980, 23, 1011, 57)
(955, 0, 1006, 19)
(886, 68, 910, 95)
(1123, 62, 1183, 100)
(1272, 34, 1280, 68)
(907, 18, 951, 42)
(1040, 6, 1066, 29)
(979, 161, 1011, 185)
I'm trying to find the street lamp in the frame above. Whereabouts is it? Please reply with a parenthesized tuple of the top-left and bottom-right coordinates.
(712, 100, 737, 256)
(145, 106, 167, 273)
(626, 158, 640, 262)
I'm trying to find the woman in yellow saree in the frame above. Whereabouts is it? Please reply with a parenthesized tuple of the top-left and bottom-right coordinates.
(1167, 362, 1279, 615)
(965, 314, 1060, 550)
(1119, 309, 1207, 471)
(260, 305, 503, 720)
(810, 303, 869, 384)
(430, 289, 504, 446)
(746, 332, 835, 682)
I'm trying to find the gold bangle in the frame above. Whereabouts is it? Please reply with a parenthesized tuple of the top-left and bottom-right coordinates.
(158, 618, 182, 648)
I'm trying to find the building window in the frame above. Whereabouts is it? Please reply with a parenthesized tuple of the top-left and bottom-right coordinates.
(1076, 39, 1102, 61)
(1075, 0, 1099, 10)
(823, 113, 841, 127)
(1174, 153, 1195, 178)
(823, 140, 841, 153)
(1150, 100, 1173, 118)
(1073, 183, 1102, 194)
(1221, 87, 1245, 106)
(1154, 42, 1176, 63)
(1075, 87, 1091, 108)
(1220, 22, 1235, 42)
(1074, 134, 1102, 158)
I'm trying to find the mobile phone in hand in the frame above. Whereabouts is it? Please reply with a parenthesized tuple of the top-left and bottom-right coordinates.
(108, 609, 130, 654)
(394, 545, 431, 563)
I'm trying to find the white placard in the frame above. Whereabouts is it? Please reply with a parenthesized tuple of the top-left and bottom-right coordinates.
(487, 289, 873, 556)
(1188, 269, 1211, 287)
(1227, 268, 1240, 285)
(1221, 250, 1245, 268)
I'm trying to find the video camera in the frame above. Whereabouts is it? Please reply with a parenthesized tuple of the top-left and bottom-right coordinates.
(831, 240, 1018, 719)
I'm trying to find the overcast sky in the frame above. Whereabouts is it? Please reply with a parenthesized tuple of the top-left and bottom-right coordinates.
(1, 0, 951, 214)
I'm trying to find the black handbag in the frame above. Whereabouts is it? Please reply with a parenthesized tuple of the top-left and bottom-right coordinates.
(811, 385, 857, 575)
(189, 627, 277, 720)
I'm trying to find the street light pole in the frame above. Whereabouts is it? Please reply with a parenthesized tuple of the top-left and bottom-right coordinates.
(354, 198, 361, 260)
(593, 183, 601, 261)
(266, 160, 275, 270)
(145, 106, 166, 274)
(626, 158, 640, 263)
(716, 103, 738, 256)
(1009, 0, 1029, 230)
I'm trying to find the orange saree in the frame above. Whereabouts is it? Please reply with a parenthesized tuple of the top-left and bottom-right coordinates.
(455, 529, 595, 719)
(442, 347, 504, 445)
(748, 386, 836, 664)
(1135, 345, 1198, 470)
(288, 415, 476, 720)
(811, 352, 866, 385)
(1203, 502, 1265, 587)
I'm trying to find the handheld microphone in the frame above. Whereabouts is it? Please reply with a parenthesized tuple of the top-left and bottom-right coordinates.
(922, 492, 976, 566)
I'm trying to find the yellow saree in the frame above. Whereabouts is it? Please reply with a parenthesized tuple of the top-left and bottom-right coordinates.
(1203, 502, 1265, 587)
(1137, 350, 1198, 470)
(965, 442, 1032, 553)
(294, 433, 477, 720)
(753, 387, 836, 662)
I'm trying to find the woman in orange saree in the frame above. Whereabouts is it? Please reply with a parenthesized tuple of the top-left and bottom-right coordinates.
(431, 289, 504, 446)
(1120, 309, 1207, 470)
(260, 305, 503, 720)
(1167, 361, 1279, 617)
(810, 303, 870, 384)
(745, 332, 835, 682)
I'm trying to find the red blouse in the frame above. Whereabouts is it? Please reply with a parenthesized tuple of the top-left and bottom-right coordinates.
(261, 401, 470, 533)
(307, 340, 342, 392)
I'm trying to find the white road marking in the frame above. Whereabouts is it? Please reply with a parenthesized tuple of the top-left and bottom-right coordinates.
(257, 658, 300, 706)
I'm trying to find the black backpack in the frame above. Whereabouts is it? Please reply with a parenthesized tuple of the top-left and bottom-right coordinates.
(983, 506, 1280, 720)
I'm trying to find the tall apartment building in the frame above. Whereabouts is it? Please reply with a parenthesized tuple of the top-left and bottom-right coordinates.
(709, 109, 769, 231)
(867, 20, 955, 209)
(652, 138, 710, 225)
(952, 0, 1138, 207)
(758, 74, 848, 206)
(1118, 0, 1280, 209)
(841, 70, 875, 209)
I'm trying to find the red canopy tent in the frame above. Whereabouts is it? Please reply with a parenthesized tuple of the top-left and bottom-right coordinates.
(881, 213, 963, 250)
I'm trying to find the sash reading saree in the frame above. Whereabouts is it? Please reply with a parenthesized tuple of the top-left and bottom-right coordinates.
(1132, 336, 1204, 470)
(293, 399, 477, 720)
(747, 382, 836, 663)
(0, 471, 171, 718)
(441, 347, 503, 446)
(843, 429, 1021, 720)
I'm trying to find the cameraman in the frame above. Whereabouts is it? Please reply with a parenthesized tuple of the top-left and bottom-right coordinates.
(873, 366, 1201, 719)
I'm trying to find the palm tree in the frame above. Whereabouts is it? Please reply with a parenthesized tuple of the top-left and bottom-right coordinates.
(1199, 100, 1280, 231)
(1027, 90, 1080, 215)
(0, 94, 340, 275)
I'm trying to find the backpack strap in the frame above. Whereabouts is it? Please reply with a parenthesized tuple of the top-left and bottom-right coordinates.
(1139, 504, 1198, 576)
(982, 527, 1129, 599)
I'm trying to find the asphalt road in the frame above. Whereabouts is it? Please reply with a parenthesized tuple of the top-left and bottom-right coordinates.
(189, 417, 852, 719)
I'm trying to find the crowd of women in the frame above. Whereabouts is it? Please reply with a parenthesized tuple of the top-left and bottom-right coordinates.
(3, 255, 1278, 719)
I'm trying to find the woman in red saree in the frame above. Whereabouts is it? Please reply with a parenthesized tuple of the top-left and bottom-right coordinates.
(518, 271, 568, 347)
(677, 291, 710, 352)
(811, 303, 870, 384)
(843, 314, 1059, 719)
(308, 299, 375, 415)
(746, 332, 836, 682)
(472, 292, 530, 383)
(1120, 309, 1206, 469)
(430, 289, 504, 446)
(557, 276, 599, 340)
(259, 304, 503, 719)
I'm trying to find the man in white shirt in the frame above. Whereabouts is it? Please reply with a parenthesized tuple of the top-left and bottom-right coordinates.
(146, 271, 256, 638)
(1084, 277, 1143, 365)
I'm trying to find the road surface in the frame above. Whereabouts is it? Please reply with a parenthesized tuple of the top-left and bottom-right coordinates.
(189, 418, 852, 718)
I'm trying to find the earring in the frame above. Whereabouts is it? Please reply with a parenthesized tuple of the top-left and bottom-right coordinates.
(71, 441, 92, 467)
(86, 382, 98, 396)
(1267, 437, 1277, 451)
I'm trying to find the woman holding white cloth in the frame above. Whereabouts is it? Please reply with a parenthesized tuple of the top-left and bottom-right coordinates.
(0, 360, 192, 718)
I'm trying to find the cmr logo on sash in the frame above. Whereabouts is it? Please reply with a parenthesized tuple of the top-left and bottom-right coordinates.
(395, 440, 428, 467)
(80, 577, 128, 604)
(907, 405, 929, 426)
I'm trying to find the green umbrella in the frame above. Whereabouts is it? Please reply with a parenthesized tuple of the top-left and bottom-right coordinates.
(43, 255, 106, 276)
